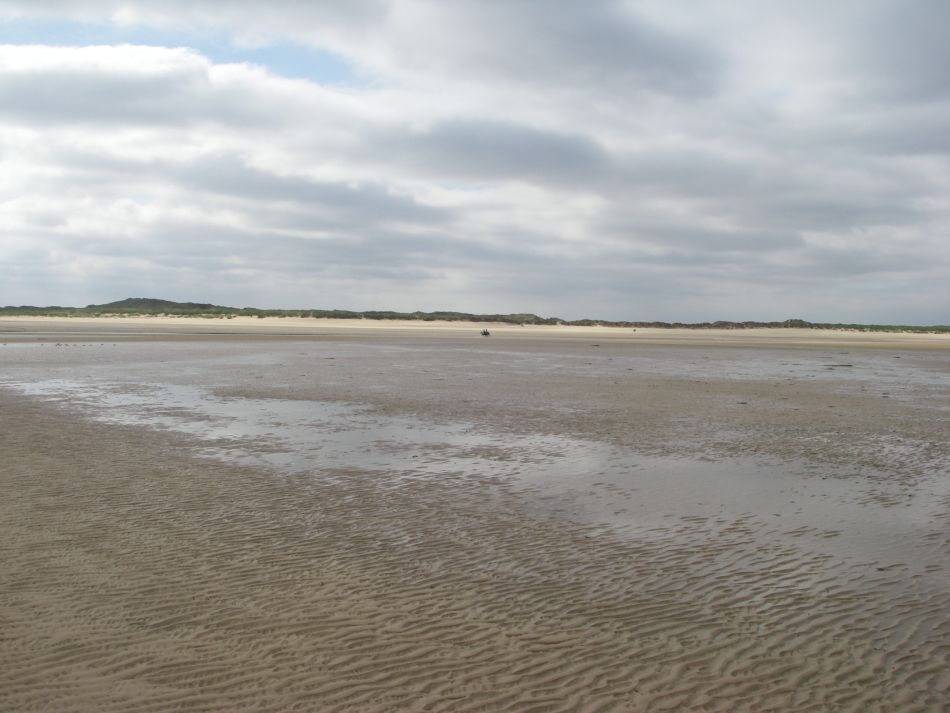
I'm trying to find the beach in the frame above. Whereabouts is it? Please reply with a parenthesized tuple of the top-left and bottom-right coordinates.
(2, 318, 949, 711)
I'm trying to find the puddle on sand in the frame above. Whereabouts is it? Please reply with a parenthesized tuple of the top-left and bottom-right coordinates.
(11, 378, 611, 482)
(6, 377, 949, 586)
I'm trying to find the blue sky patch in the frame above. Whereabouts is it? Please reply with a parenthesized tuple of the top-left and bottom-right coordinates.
(0, 17, 361, 86)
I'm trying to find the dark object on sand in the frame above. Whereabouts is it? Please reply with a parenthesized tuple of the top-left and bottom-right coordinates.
(481, 329, 491, 336)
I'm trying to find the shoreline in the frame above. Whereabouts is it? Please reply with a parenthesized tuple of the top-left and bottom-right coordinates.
(2, 315, 949, 349)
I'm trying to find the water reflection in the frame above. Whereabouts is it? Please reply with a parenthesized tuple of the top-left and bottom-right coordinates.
(7, 376, 947, 586)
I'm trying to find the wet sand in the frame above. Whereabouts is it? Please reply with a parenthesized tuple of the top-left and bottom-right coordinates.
(2, 319, 949, 711)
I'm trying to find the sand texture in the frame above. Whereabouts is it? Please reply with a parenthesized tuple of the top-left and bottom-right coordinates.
(1, 321, 949, 711)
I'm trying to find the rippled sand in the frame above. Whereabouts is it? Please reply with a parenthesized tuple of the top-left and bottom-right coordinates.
(1, 321, 949, 711)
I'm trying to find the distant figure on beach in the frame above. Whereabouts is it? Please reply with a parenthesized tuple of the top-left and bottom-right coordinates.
(481, 329, 491, 336)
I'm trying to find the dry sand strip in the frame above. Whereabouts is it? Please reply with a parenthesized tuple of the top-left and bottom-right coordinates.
(2, 380, 950, 712)
(2, 315, 950, 349)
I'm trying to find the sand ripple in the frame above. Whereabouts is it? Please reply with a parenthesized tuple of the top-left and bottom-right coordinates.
(3, 388, 950, 712)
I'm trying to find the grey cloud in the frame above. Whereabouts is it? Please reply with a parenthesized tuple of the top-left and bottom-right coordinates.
(47, 148, 447, 230)
(0, 59, 208, 127)
(845, 0, 950, 102)
(429, 0, 722, 98)
(168, 156, 448, 228)
(371, 118, 609, 185)
(607, 224, 805, 256)
(610, 147, 773, 200)
(835, 108, 950, 156)
(746, 196, 919, 233)
(607, 142, 931, 237)
(46, 205, 564, 296)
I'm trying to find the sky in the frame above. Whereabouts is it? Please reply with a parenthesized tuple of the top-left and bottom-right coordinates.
(0, 1, 948, 323)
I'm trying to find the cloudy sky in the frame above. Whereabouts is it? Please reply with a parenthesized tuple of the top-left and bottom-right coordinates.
(1, 1, 948, 322)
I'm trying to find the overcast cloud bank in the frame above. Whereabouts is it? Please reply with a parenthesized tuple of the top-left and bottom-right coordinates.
(1, 1, 948, 322)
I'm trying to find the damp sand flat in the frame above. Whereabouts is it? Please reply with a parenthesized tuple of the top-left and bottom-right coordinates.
(1, 324, 949, 711)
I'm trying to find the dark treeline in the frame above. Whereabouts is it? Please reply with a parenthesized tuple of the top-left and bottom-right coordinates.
(1, 298, 948, 334)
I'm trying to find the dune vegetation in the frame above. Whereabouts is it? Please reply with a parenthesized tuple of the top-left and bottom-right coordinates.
(1, 297, 947, 334)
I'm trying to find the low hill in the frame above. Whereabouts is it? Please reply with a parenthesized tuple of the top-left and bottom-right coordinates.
(88, 298, 225, 312)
